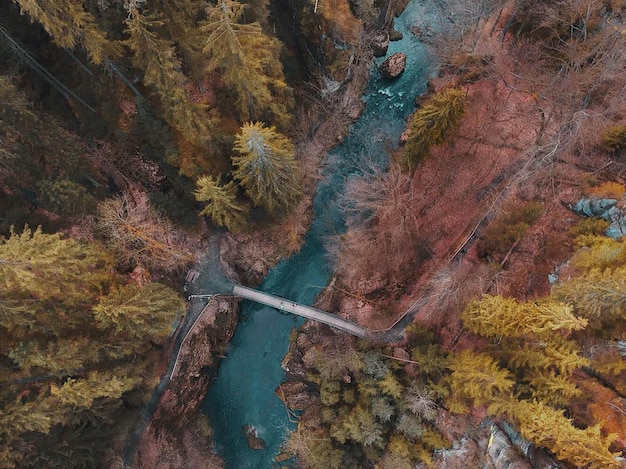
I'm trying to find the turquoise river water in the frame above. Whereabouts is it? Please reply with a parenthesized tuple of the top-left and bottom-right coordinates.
(203, 1, 437, 466)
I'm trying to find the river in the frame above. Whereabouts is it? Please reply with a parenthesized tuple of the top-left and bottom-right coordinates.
(203, 1, 437, 466)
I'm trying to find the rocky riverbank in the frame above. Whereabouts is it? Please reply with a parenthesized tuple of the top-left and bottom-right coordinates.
(131, 296, 239, 468)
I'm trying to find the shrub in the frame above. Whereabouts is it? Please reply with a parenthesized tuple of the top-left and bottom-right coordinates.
(477, 201, 543, 259)
(36, 178, 95, 216)
(447, 54, 493, 83)
(601, 125, 626, 154)
(402, 88, 468, 169)
(569, 218, 610, 237)
(586, 181, 626, 199)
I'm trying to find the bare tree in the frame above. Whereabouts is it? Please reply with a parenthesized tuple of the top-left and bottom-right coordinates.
(405, 385, 439, 422)
(340, 161, 422, 272)
(97, 191, 195, 272)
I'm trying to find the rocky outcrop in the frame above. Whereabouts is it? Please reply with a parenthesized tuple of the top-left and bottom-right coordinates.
(372, 31, 390, 57)
(379, 52, 407, 80)
(131, 297, 239, 467)
(572, 197, 626, 238)
(275, 381, 314, 411)
(243, 425, 267, 450)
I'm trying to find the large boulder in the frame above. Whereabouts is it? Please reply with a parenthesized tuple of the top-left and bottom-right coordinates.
(372, 31, 389, 57)
(379, 52, 407, 80)
(389, 28, 403, 41)
(243, 424, 266, 450)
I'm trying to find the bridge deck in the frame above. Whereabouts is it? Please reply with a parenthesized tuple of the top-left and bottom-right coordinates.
(232, 284, 369, 338)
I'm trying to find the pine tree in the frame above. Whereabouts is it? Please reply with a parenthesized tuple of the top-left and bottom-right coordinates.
(447, 350, 515, 413)
(193, 175, 249, 231)
(526, 369, 581, 406)
(395, 414, 424, 442)
(11, 0, 121, 64)
(36, 178, 95, 216)
(319, 380, 341, 406)
(93, 283, 183, 342)
(0, 226, 110, 302)
(150, 0, 207, 73)
(371, 396, 395, 422)
(0, 75, 91, 196)
(232, 122, 302, 213)
(551, 267, 626, 325)
(506, 336, 590, 375)
(331, 404, 384, 448)
(50, 371, 139, 409)
(402, 88, 467, 169)
(200, 0, 290, 125)
(0, 291, 40, 331)
(569, 235, 626, 271)
(124, 8, 215, 147)
(8, 337, 95, 373)
(494, 398, 620, 469)
(461, 294, 587, 338)
(0, 226, 185, 467)
(378, 372, 404, 400)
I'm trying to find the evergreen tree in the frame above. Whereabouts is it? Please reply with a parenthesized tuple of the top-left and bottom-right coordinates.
(50, 371, 140, 409)
(151, 0, 207, 73)
(331, 404, 384, 448)
(200, 0, 290, 125)
(447, 350, 515, 413)
(93, 283, 183, 341)
(402, 88, 467, 169)
(525, 369, 581, 406)
(124, 8, 216, 148)
(0, 226, 109, 303)
(569, 235, 626, 272)
(0, 75, 90, 191)
(36, 178, 95, 216)
(232, 122, 302, 213)
(193, 175, 249, 231)
(551, 267, 626, 325)
(10, 0, 121, 63)
(0, 227, 184, 467)
(493, 398, 620, 469)
(506, 336, 591, 375)
(461, 294, 587, 338)
(378, 372, 404, 400)
(8, 337, 96, 373)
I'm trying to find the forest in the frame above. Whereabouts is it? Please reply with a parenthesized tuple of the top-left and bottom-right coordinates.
(1, 0, 626, 467)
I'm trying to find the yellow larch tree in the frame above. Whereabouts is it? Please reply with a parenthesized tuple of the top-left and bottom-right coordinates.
(124, 8, 217, 152)
(10, 0, 121, 63)
(200, 0, 291, 125)
(193, 175, 249, 231)
(461, 294, 588, 338)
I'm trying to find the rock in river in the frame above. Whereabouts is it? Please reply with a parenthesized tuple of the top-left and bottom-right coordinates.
(379, 52, 407, 80)
(389, 28, 403, 41)
(243, 424, 266, 450)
